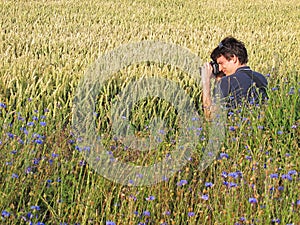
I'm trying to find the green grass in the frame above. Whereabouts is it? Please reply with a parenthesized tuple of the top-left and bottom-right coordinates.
(0, 0, 299, 224)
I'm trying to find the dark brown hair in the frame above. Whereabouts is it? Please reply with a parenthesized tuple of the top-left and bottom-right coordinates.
(210, 37, 248, 64)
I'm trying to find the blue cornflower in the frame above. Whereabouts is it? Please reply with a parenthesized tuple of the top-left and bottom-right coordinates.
(79, 160, 86, 166)
(32, 133, 45, 139)
(205, 182, 213, 188)
(270, 173, 278, 179)
(177, 179, 188, 186)
(35, 139, 43, 144)
(20, 127, 29, 135)
(145, 196, 155, 201)
(7, 132, 14, 139)
(30, 205, 41, 210)
(240, 217, 246, 221)
(52, 153, 59, 158)
(201, 194, 209, 200)
(40, 121, 46, 126)
(257, 125, 264, 130)
(12, 173, 19, 178)
(18, 115, 25, 121)
(163, 211, 171, 216)
(83, 146, 91, 152)
(264, 163, 267, 169)
(129, 194, 137, 201)
(229, 182, 238, 188)
(221, 171, 228, 178)
(32, 116, 39, 121)
(128, 179, 134, 185)
(188, 212, 195, 217)
(0, 102, 6, 108)
(288, 170, 297, 176)
(278, 186, 284, 191)
(291, 124, 297, 129)
(143, 210, 150, 216)
(159, 129, 166, 135)
(248, 197, 258, 204)
(75, 146, 82, 151)
(245, 155, 252, 160)
(27, 212, 34, 219)
(25, 166, 32, 174)
(33, 158, 40, 165)
(277, 130, 283, 135)
(271, 218, 280, 223)
(11, 150, 17, 154)
(236, 170, 243, 177)
(281, 174, 292, 181)
(1, 210, 10, 217)
(27, 121, 35, 126)
(228, 172, 239, 179)
(296, 200, 300, 205)
(228, 111, 234, 116)
(229, 126, 235, 131)
(106, 221, 116, 225)
(288, 87, 295, 95)
(220, 153, 229, 159)
(223, 181, 229, 186)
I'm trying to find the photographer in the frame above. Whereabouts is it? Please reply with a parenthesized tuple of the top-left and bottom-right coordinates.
(201, 36, 268, 120)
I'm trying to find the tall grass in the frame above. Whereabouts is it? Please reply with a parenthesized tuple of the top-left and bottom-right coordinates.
(0, 0, 299, 224)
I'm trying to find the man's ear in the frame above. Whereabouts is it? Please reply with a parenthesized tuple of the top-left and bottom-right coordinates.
(231, 55, 239, 64)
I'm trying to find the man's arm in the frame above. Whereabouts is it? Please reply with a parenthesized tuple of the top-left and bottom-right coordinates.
(201, 63, 214, 120)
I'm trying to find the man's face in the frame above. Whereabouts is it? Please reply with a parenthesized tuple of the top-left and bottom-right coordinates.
(216, 55, 238, 76)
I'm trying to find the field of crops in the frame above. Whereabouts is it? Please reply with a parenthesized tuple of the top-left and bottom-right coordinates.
(0, 0, 299, 224)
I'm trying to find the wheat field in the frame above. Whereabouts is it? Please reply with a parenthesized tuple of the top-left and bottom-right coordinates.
(0, 0, 299, 224)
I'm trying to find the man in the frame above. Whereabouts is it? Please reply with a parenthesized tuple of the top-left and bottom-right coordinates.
(201, 37, 268, 120)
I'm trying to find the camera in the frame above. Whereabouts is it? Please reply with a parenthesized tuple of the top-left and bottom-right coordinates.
(210, 61, 219, 76)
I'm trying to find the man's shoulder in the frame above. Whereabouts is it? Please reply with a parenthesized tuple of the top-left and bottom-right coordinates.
(253, 71, 268, 81)
(236, 67, 267, 83)
(236, 66, 264, 76)
(219, 70, 250, 84)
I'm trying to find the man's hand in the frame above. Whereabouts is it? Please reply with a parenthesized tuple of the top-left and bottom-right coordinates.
(201, 62, 214, 84)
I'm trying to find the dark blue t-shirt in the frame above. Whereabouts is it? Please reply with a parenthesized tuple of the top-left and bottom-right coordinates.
(216, 66, 268, 108)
